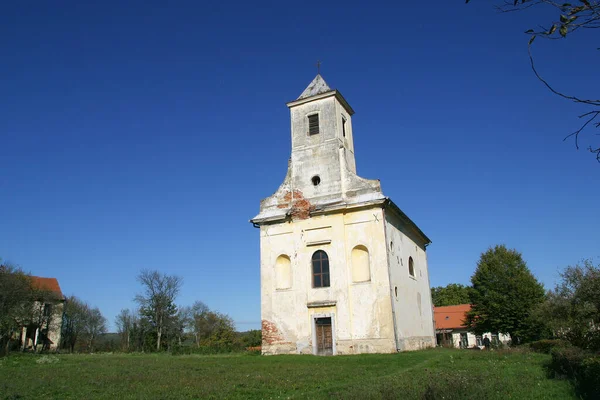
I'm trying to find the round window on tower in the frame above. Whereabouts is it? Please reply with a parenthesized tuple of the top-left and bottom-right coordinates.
(311, 175, 321, 186)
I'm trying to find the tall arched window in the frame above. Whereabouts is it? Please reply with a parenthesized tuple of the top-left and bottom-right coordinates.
(275, 255, 292, 290)
(351, 245, 370, 283)
(312, 250, 330, 288)
(408, 256, 415, 277)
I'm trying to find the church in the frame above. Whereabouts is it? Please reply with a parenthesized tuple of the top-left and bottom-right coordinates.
(251, 74, 435, 355)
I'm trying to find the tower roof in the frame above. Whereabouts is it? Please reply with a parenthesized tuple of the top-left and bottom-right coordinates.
(297, 74, 332, 100)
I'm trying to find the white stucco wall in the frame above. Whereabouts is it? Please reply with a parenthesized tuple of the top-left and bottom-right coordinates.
(448, 330, 512, 349)
(385, 210, 436, 351)
(260, 208, 397, 355)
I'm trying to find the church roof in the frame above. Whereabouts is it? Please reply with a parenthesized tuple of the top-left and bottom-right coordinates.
(297, 74, 332, 100)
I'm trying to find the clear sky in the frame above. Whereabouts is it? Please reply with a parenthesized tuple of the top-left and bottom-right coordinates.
(1, 1, 598, 331)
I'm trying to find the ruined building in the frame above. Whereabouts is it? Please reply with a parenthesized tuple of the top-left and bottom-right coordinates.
(251, 75, 435, 355)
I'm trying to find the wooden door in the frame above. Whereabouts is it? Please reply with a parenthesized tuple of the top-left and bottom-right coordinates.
(315, 317, 333, 355)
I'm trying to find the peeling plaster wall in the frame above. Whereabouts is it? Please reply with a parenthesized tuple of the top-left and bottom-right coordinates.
(288, 95, 356, 203)
(47, 302, 64, 349)
(260, 208, 397, 355)
(253, 92, 383, 224)
(384, 210, 436, 351)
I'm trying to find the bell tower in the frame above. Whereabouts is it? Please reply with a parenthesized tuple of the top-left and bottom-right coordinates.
(285, 74, 358, 203)
(252, 74, 384, 222)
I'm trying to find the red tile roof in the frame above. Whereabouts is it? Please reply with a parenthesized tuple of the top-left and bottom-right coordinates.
(31, 276, 63, 298)
(434, 304, 471, 330)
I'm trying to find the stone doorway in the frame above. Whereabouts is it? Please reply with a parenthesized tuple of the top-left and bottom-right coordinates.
(315, 317, 333, 355)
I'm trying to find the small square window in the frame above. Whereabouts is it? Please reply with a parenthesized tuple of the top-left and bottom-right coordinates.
(308, 114, 319, 135)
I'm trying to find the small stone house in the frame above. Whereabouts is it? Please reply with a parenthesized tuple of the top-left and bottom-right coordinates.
(18, 276, 65, 351)
(251, 74, 435, 355)
(434, 304, 510, 348)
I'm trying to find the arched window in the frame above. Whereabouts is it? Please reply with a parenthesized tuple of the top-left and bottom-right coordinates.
(351, 245, 370, 283)
(275, 255, 291, 289)
(312, 250, 330, 288)
(409, 256, 415, 277)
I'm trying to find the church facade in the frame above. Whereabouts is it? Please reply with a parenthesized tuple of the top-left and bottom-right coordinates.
(251, 75, 435, 355)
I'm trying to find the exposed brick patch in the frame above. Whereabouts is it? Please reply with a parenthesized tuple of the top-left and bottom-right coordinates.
(277, 190, 314, 220)
(262, 320, 284, 345)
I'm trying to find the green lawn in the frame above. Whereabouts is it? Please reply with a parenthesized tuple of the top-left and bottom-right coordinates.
(0, 348, 574, 399)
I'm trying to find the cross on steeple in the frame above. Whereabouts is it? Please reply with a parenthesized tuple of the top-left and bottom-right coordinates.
(316, 60, 322, 74)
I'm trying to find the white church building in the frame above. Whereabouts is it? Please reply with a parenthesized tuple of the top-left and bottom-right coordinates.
(251, 74, 435, 355)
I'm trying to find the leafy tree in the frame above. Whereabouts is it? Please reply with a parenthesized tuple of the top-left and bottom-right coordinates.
(431, 283, 471, 307)
(533, 259, 600, 350)
(82, 307, 107, 352)
(467, 0, 600, 162)
(61, 296, 87, 352)
(61, 296, 106, 352)
(193, 309, 238, 349)
(240, 329, 262, 348)
(466, 245, 545, 344)
(115, 308, 138, 351)
(134, 269, 182, 351)
(0, 264, 35, 356)
(188, 301, 209, 348)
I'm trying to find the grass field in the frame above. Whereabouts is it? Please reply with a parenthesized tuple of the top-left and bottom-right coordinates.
(0, 348, 574, 399)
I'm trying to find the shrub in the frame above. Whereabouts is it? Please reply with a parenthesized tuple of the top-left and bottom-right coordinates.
(549, 347, 600, 399)
(579, 356, 600, 399)
(549, 347, 587, 379)
(529, 339, 569, 354)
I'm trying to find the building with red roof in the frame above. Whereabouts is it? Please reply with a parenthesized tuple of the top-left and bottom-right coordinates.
(434, 304, 510, 349)
(17, 276, 65, 351)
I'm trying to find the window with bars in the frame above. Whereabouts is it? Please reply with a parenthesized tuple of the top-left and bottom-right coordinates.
(308, 114, 319, 135)
(312, 250, 330, 288)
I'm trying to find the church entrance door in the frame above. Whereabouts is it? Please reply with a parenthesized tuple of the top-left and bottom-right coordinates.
(315, 317, 333, 355)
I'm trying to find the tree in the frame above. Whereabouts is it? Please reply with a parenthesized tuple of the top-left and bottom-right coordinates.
(61, 296, 106, 352)
(134, 270, 182, 351)
(188, 301, 209, 348)
(240, 329, 262, 348)
(82, 307, 107, 352)
(431, 283, 472, 307)
(61, 296, 88, 352)
(115, 308, 137, 351)
(193, 310, 237, 349)
(468, 0, 600, 162)
(466, 245, 546, 344)
(0, 264, 35, 356)
(533, 259, 600, 350)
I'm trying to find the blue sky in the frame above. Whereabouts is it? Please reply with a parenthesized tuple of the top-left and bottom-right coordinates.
(1, 1, 598, 331)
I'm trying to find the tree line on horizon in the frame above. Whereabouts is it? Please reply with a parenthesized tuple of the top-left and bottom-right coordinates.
(112, 269, 260, 354)
(0, 262, 260, 356)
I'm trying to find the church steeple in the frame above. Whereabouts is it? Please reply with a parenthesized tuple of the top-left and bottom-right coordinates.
(251, 74, 384, 224)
